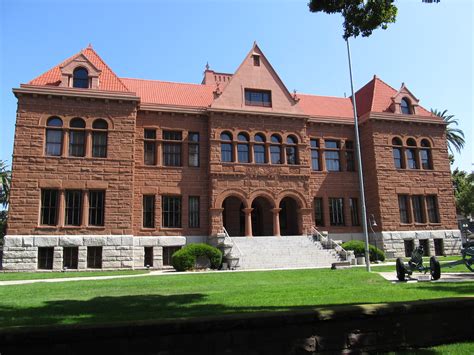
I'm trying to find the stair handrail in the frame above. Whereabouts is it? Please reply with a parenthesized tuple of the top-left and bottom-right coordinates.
(222, 226, 243, 257)
(310, 226, 347, 261)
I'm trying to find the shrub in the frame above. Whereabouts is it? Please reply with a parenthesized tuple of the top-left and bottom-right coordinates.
(171, 243, 222, 271)
(341, 240, 385, 262)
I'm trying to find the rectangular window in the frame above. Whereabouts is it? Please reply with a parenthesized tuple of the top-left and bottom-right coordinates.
(426, 195, 440, 223)
(89, 190, 105, 226)
(420, 149, 432, 169)
(38, 247, 54, 270)
(162, 196, 182, 228)
(329, 198, 344, 226)
(434, 239, 444, 256)
(345, 141, 355, 172)
(65, 190, 82, 226)
(314, 197, 324, 226)
(163, 131, 182, 166)
(221, 143, 233, 162)
(143, 195, 155, 228)
(270, 145, 281, 164)
(244, 89, 272, 107)
(45, 129, 62, 156)
(188, 132, 200, 167)
(412, 195, 425, 223)
(404, 239, 415, 257)
(407, 149, 418, 169)
(311, 139, 320, 171)
(92, 132, 107, 158)
(419, 239, 430, 256)
(398, 195, 410, 223)
(144, 129, 156, 166)
(87, 246, 102, 268)
(238, 144, 249, 163)
(325, 140, 340, 172)
(144, 247, 154, 267)
(163, 246, 181, 266)
(188, 196, 200, 228)
(253, 55, 260, 66)
(69, 130, 85, 157)
(63, 247, 79, 269)
(254, 144, 266, 164)
(393, 148, 403, 169)
(40, 189, 59, 225)
(350, 198, 360, 226)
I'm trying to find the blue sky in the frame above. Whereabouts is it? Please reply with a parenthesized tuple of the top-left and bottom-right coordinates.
(1, 0, 472, 172)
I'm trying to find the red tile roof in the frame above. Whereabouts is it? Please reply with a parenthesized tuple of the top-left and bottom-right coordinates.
(297, 94, 354, 119)
(29, 47, 129, 92)
(121, 78, 215, 108)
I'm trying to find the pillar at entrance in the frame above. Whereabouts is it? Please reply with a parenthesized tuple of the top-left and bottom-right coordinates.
(271, 208, 281, 236)
(298, 208, 314, 235)
(242, 208, 253, 237)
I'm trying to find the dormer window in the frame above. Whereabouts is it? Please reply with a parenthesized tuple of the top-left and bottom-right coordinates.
(73, 67, 89, 88)
(253, 55, 260, 67)
(245, 89, 271, 107)
(400, 98, 412, 115)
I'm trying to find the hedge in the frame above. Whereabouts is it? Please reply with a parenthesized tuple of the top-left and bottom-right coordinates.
(171, 243, 222, 271)
(341, 240, 385, 262)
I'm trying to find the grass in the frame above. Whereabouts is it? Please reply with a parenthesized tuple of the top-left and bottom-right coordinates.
(389, 341, 474, 354)
(0, 270, 149, 281)
(0, 268, 472, 329)
(372, 258, 471, 273)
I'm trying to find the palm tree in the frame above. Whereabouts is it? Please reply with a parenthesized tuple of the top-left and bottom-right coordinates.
(431, 109, 465, 154)
(0, 160, 11, 209)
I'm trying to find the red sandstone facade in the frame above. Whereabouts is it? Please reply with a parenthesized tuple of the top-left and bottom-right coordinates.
(3, 44, 460, 270)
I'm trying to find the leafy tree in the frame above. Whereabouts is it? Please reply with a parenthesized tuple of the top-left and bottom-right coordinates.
(452, 169, 474, 217)
(0, 160, 11, 238)
(431, 109, 465, 154)
(308, 0, 398, 39)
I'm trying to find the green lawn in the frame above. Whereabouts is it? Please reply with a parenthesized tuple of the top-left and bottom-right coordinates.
(389, 341, 474, 354)
(0, 270, 149, 281)
(0, 268, 472, 329)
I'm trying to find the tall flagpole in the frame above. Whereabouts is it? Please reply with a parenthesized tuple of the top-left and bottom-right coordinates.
(346, 38, 371, 272)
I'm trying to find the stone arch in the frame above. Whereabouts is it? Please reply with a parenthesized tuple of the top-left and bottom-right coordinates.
(275, 190, 309, 209)
(215, 189, 249, 209)
(249, 190, 277, 208)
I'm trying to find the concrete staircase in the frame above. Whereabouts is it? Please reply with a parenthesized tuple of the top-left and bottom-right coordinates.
(228, 235, 341, 270)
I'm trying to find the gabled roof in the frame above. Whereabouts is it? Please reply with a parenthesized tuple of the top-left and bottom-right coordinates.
(355, 76, 432, 117)
(121, 78, 215, 108)
(28, 46, 129, 92)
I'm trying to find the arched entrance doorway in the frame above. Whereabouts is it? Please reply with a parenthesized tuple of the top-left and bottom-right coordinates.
(222, 196, 245, 236)
(279, 197, 300, 235)
(251, 197, 273, 236)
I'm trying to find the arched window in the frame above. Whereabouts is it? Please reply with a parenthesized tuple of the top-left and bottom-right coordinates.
(73, 67, 89, 88)
(286, 135, 298, 165)
(254, 133, 266, 164)
(420, 139, 432, 170)
(92, 119, 108, 158)
(401, 98, 411, 115)
(45, 117, 63, 156)
(237, 133, 249, 163)
(220, 132, 233, 162)
(69, 118, 86, 157)
(392, 137, 404, 169)
(270, 134, 282, 164)
(406, 138, 418, 169)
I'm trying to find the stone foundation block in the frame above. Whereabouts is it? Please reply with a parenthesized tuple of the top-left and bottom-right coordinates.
(83, 236, 107, 246)
(158, 236, 186, 246)
(139, 237, 159, 246)
(122, 236, 134, 246)
(106, 236, 123, 246)
(22, 236, 34, 247)
(4, 236, 23, 247)
(59, 236, 84, 247)
(35, 236, 59, 247)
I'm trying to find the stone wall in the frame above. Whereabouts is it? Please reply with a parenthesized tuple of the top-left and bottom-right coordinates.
(2, 235, 186, 271)
(1, 298, 472, 354)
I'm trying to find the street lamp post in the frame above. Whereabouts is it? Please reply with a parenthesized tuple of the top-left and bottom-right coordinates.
(346, 38, 371, 272)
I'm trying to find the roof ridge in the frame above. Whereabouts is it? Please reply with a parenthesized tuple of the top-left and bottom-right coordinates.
(84, 47, 129, 92)
(121, 77, 214, 87)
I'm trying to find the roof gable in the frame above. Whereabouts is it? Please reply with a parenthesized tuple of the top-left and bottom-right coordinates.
(28, 46, 129, 92)
(211, 43, 303, 115)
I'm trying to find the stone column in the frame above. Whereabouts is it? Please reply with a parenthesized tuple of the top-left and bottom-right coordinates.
(85, 130, 92, 158)
(281, 145, 287, 165)
(156, 141, 162, 166)
(62, 130, 69, 156)
(82, 190, 89, 226)
(242, 208, 253, 237)
(53, 246, 63, 270)
(265, 143, 271, 164)
(58, 190, 66, 227)
(209, 207, 224, 236)
(271, 208, 281, 236)
(249, 143, 254, 163)
(232, 142, 238, 163)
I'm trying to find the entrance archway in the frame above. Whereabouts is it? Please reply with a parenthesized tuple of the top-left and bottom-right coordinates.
(251, 197, 274, 236)
(279, 197, 300, 235)
(222, 196, 245, 236)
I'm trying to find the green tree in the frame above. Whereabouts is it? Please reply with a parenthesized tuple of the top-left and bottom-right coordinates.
(452, 169, 474, 218)
(431, 109, 465, 154)
(0, 160, 11, 238)
(308, 0, 398, 39)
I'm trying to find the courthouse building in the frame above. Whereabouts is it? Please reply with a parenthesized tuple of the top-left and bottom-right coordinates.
(2, 43, 461, 271)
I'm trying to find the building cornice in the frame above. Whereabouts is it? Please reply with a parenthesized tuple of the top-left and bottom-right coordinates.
(139, 103, 206, 115)
(13, 85, 140, 102)
(362, 112, 446, 126)
(207, 107, 310, 120)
